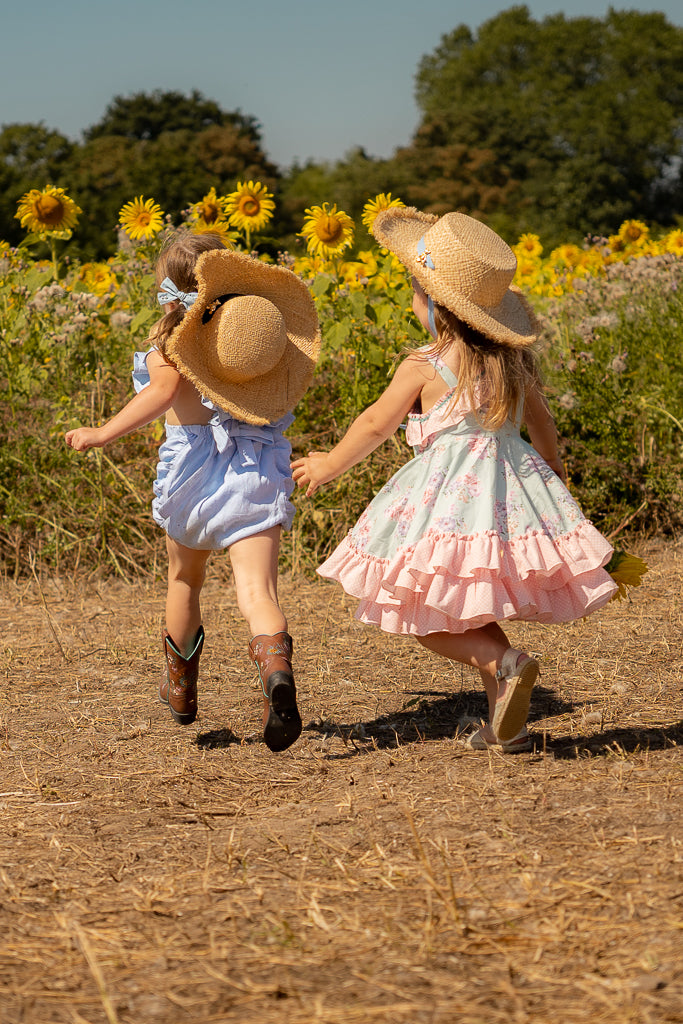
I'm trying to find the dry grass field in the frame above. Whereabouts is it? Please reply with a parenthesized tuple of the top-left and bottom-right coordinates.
(0, 536, 681, 1024)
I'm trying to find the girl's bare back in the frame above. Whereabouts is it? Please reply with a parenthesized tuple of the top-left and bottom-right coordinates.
(165, 373, 213, 426)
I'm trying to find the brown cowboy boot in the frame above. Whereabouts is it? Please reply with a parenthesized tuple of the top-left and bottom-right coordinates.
(160, 626, 204, 725)
(248, 632, 302, 752)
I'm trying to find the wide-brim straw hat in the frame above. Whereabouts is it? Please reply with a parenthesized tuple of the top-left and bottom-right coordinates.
(166, 249, 321, 425)
(371, 208, 538, 347)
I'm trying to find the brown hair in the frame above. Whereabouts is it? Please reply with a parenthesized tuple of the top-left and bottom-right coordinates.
(427, 303, 541, 430)
(149, 232, 228, 355)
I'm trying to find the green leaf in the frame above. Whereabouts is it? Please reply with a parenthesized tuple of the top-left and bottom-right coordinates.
(23, 267, 53, 293)
(310, 275, 334, 298)
(324, 320, 350, 350)
(373, 302, 394, 329)
(130, 307, 157, 333)
(366, 342, 386, 368)
(348, 291, 366, 320)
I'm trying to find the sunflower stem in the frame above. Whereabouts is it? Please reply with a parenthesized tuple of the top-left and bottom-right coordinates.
(50, 237, 59, 281)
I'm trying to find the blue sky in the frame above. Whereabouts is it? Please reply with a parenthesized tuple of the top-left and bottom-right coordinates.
(2, 1, 680, 170)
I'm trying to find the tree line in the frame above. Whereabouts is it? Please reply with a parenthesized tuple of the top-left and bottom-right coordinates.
(1, 6, 681, 260)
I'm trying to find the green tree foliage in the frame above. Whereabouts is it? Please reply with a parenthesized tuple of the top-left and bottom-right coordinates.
(407, 6, 683, 243)
(68, 91, 279, 258)
(0, 92, 279, 260)
(84, 89, 262, 144)
(0, 124, 74, 247)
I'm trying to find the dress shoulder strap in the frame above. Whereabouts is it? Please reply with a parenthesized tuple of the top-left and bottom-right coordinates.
(428, 354, 458, 389)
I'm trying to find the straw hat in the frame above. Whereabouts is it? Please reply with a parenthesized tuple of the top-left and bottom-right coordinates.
(166, 249, 321, 425)
(371, 208, 538, 347)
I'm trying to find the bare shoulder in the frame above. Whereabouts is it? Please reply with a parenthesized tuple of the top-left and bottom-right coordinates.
(146, 348, 180, 375)
(395, 351, 437, 383)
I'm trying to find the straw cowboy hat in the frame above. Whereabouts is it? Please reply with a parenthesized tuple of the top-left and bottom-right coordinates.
(166, 249, 321, 425)
(371, 208, 538, 347)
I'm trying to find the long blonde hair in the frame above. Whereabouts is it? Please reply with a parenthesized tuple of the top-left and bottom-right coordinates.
(150, 232, 227, 356)
(428, 303, 541, 430)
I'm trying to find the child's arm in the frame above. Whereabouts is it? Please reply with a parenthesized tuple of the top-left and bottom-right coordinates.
(65, 350, 181, 453)
(523, 382, 566, 481)
(291, 355, 430, 497)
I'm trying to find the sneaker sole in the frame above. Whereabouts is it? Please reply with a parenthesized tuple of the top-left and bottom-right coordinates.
(493, 659, 540, 742)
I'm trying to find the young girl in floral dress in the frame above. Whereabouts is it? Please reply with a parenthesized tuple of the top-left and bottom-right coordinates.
(67, 232, 320, 752)
(292, 209, 616, 751)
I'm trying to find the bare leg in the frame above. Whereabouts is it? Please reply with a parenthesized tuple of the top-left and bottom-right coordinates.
(230, 527, 301, 752)
(417, 622, 532, 742)
(228, 526, 286, 636)
(166, 536, 211, 656)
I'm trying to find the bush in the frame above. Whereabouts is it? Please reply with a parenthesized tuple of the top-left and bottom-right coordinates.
(1, 226, 682, 579)
(538, 253, 683, 534)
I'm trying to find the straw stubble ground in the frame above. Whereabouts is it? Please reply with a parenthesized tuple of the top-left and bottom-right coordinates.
(0, 537, 681, 1024)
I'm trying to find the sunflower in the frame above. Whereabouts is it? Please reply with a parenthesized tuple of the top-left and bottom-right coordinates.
(361, 193, 405, 232)
(549, 243, 583, 269)
(605, 549, 648, 602)
(514, 258, 542, 288)
(338, 260, 369, 289)
(118, 196, 165, 242)
(292, 254, 329, 280)
(356, 250, 379, 278)
(370, 252, 409, 290)
(301, 202, 354, 259)
(663, 229, 683, 256)
(618, 219, 649, 246)
(78, 262, 116, 296)
(513, 233, 543, 259)
(191, 220, 239, 247)
(15, 185, 82, 234)
(190, 186, 230, 227)
(225, 180, 275, 234)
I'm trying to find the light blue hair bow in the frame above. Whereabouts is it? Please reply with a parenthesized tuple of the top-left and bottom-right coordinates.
(157, 277, 198, 310)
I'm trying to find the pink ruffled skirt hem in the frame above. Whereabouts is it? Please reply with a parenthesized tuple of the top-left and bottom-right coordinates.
(318, 522, 617, 636)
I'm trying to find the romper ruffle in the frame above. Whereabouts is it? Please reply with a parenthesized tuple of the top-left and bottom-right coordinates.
(133, 349, 295, 550)
(318, 355, 617, 635)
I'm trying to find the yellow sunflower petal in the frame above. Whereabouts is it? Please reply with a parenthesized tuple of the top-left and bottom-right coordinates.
(118, 196, 165, 241)
(618, 219, 649, 246)
(361, 193, 405, 232)
(301, 202, 354, 259)
(15, 185, 82, 234)
(225, 180, 275, 233)
(189, 187, 230, 226)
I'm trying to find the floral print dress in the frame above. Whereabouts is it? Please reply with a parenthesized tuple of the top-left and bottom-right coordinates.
(318, 357, 617, 635)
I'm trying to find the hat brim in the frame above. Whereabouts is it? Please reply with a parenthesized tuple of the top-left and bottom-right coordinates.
(372, 207, 538, 347)
(166, 250, 321, 425)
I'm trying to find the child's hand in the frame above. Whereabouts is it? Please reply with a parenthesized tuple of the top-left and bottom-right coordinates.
(65, 427, 105, 452)
(291, 452, 334, 497)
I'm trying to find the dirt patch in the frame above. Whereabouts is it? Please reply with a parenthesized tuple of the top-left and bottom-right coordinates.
(0, 537, 681, 1023)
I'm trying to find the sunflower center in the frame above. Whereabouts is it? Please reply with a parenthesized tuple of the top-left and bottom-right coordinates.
(138, 211, 152, 227)
(200, 202, 220, 223)
(317, 216, 344, 244)
(239, 197, 260, 218)
(35, 195, 65, 227)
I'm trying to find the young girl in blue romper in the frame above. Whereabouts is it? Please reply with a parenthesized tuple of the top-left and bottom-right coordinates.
(67, 233, 320, 752)
(292, 210, 617, 752)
